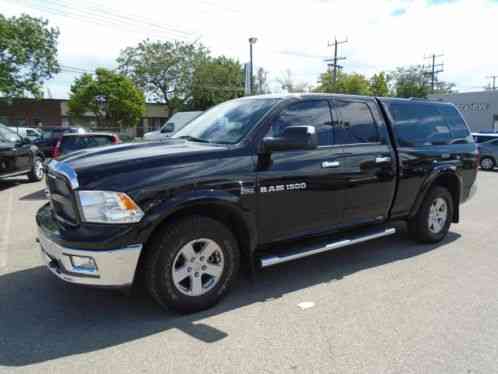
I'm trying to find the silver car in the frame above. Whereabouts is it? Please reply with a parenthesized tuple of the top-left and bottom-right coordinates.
(473, 133, 498, 170)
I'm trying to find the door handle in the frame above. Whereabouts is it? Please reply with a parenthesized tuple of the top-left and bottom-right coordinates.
(322, 161, 340, 168)
(375, 156, 391, 164)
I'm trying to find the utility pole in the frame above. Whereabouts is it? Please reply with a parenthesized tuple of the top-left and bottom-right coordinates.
(486, 75, 498, 90)
(324, 37, 348, 89)
(423, 53, 444, 93)
(248, 37, 258, 95)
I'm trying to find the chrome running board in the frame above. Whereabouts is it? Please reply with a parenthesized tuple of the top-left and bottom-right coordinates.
(259, 227, 396, 268)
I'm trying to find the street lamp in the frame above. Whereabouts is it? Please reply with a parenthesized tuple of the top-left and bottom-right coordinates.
(248, 37, 258, 94)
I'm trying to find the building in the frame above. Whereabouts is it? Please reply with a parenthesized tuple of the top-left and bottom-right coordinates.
(0, 98, 169, 137)
(430, 91, 498, 132)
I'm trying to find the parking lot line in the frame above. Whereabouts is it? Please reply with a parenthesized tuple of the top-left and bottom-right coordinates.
(0, 188, 14, 270)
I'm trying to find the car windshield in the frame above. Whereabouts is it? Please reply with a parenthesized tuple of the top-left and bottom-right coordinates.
(172, 98, 280, 144)
(0, 124, 20, 143)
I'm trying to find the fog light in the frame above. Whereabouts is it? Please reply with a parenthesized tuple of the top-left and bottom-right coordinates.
(69, 255, 98, 273)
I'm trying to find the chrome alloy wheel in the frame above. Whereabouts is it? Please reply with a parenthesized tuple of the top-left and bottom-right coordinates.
(35, 159, 44, 179)
(428, 197, 448, 234)
(171, 238, 225, 297)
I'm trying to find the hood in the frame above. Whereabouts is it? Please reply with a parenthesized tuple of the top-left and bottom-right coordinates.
(144, 130, 160, 138)
(0, 142, 15, 152)
(60, 139, 228, 188)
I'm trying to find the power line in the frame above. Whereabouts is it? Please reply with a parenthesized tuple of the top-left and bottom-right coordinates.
(3, 0, 197, 41)
(486, 75, 498, 91)
(324, 37, 348, 88)
(423, 53, 444, 93)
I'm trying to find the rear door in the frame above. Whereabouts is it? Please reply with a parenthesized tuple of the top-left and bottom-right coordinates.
(333, 98, 397, 225)
(256, 99, 348, 243)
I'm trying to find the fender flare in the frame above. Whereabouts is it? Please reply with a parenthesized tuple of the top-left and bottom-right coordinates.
(138, 189, 258, 256)
(409, 166, 463, 222)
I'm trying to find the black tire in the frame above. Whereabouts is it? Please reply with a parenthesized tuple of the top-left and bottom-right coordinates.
(407, 186, 453, 244)
(28, 157, 44, 182)
(143, 215, 240, 314)
(479, 157, 495, 171)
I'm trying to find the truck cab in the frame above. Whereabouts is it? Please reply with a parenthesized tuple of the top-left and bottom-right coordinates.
(36, 94, 478, 313)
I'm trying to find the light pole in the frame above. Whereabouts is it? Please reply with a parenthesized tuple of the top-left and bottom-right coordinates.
(248, 37, 257, 94)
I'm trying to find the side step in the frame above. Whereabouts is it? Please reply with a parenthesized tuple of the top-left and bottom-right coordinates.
(259, 227, 396, 268)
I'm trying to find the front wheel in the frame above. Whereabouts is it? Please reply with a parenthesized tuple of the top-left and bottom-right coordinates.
(28, 157, 44, 182)
(144, 216, 240, 313)
(408, 186, 453, 244)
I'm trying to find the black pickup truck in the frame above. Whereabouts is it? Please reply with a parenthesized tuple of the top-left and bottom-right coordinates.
(36, 94, 478, 313)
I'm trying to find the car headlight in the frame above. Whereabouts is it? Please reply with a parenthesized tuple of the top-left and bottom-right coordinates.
(78, 191, 144, 224)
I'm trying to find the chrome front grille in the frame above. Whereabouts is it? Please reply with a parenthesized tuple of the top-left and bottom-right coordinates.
(46, 161, 80, 225)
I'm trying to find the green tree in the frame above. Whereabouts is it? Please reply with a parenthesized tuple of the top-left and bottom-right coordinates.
(0, 14, 60, 98)
(316, 71, 371, 95)
(369, 72, 390, 96)
(390, 66, 429, 98)
(68, 68, 145, 129)
(277, 69, 309, 93)
(117, 40, 208, 113)
(191, 56, 244, 110)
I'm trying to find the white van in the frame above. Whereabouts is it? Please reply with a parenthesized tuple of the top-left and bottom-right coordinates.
(144, 111, 203, 141)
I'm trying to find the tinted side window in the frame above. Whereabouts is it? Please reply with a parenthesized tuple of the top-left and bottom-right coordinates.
(267, 100, 333, 146)
(438, 104, 471, 140)
(389, 102, 452, 146)
(94, 136, 113, 146)
(60, 137, 89, 153)
(474, 135, 494, 143)
(334, 100, 379, 145)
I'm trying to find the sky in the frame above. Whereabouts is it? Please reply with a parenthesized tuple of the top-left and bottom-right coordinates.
(2, 0, 498, 99)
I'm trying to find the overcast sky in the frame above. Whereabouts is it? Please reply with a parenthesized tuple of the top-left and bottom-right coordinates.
(2, 0, 498, 99)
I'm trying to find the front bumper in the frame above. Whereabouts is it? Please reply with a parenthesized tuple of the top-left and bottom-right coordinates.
(37, 213, 143, 288)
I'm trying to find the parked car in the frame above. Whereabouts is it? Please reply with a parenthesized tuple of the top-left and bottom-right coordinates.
(37, 94, 478, 313)
(143, 111, 203, 141)
(34, 127, 86, 158)
(52, 132, 121, 159)
(0, 123, 45, 182)
(472, 132, 498, 170)
(478, 129, 498, 134)
(10, 127, 42, 141)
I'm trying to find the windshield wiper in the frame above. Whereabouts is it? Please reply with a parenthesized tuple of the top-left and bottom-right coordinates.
(176, 135, 211, 143)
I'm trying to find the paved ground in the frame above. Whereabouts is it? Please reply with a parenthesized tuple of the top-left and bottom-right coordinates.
(0, 173, 497, 374)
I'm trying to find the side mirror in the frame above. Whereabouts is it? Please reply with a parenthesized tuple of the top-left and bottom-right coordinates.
(22, 137, 32, 145)
(259, 125, 318, 154)
(161, 123, 175, 133)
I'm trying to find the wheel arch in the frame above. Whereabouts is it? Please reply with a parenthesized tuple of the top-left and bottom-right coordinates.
(410, 169, 462, 223)
(135, 193, 258, 280)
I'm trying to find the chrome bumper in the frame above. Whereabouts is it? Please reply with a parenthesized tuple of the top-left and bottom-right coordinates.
(38, 227, 142, 287)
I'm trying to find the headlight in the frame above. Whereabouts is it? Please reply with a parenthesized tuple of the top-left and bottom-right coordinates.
(78, 191, 144, 224)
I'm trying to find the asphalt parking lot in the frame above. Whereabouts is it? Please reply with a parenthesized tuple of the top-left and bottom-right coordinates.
(0, 173, 497, 374)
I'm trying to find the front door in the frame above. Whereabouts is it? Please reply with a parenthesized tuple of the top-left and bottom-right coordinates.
(256, 99, 348, 244)
(333, 98, 397, 225)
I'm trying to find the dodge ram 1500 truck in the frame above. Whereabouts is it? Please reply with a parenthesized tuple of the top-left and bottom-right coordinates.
(36, 94, 478, 313)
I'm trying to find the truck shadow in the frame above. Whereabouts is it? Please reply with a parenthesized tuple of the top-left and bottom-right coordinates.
(0, 230, 460, 367)
(19, 188, 47, 201)
(0, 178, 25, 192)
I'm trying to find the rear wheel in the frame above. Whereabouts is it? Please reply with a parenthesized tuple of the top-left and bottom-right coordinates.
(480, 157, 495, 171)
(408, 186, 453, 244)
(28, 157, 44, 182)
(144, 216, 240, 313)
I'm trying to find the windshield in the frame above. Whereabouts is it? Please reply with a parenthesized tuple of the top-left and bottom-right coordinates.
(0, 124, 20, 143)
(172, 98, 280, 144)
